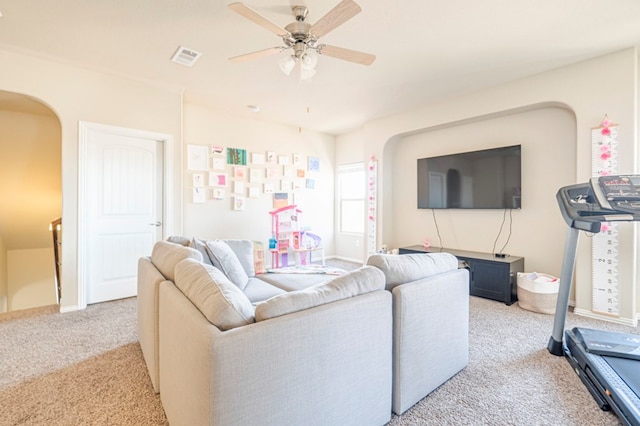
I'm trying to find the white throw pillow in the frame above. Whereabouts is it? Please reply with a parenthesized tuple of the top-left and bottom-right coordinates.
(174, 258, 255, 330)
(150, 241, 203, 281)
(205, 240, 250, 290)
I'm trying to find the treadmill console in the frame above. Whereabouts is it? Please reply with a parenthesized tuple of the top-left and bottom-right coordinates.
(556, 174, 640, 233)
(591, 175, 640, 213)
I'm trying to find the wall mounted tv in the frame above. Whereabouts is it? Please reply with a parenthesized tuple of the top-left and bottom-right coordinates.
(417, 145, 522, 209)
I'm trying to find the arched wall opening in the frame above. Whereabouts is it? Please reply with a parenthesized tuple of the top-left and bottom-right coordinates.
(0, 90, 62, 313)
(380, 104, 577, 281)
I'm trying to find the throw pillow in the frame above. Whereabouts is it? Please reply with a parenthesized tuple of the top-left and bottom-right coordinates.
(150, 241, 203, 281)
(222, 239, 255, 277)
(254, 266, 385, 321)
(190, 238, 214, 266)
(205, 240, 250, 290)
(174, 258, 255, 330)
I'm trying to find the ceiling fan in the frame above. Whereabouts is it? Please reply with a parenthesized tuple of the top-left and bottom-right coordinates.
(228, 0, 376, 78)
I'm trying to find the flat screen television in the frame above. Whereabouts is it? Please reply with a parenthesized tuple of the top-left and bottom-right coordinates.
(417, 145, 521, 209)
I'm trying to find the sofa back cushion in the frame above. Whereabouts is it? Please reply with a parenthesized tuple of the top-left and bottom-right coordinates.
(367, 253, 459, 290)
(254, 266, 385, 321)
(174, 258, 255, 330)
(151, 241, 203, 282)
(204, 240, 250, 290)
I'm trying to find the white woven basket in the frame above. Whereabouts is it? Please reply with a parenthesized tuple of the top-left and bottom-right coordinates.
(517, 272, 559, 315)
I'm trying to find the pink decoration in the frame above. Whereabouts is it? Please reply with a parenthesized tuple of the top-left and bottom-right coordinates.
(423, 238, 431, 249)
(601, 223, 610, 233)
(601, 127, 611, 136)
(601, 118, 612, 127)
(600, 151, 611, 161)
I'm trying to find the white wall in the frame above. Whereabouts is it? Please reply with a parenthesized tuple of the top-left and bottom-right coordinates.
(0, 48, 183, 312)
(7, 248, 56, 311)
(340, 48, 638, 324)
(182, 103, 335, 263)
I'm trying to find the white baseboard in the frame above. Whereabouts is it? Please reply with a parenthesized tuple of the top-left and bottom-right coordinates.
(328, 255, 365, 265)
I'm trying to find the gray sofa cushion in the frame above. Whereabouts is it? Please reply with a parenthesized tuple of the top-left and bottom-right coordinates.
(174, 258, 255, 330)
(243, 277, 287, 304)
(367, 253, 459, 290)
(205, 240, 250, 290)
(151, 241, 203, 281)
(255, 266, 385, 321)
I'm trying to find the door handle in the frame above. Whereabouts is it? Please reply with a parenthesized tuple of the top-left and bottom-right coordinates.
(149, 221, 162, 227)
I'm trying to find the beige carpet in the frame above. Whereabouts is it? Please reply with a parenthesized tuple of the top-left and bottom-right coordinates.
(1, 287, 637, 425)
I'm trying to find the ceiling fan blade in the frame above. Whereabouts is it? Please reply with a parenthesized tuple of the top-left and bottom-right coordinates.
(228, 2, 289, 37)
(309, 0, 361, 39)
(229, 46, 285, 63)
(318, 44, 375, 65)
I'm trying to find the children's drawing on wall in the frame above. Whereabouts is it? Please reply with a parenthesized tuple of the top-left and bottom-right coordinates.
(187, 144, 208, 171)
(212, 188, 225, 200)
(308, 157, 320, 172)
(249, 168, 262, 183)
(248, 186, 260, 198)
(233, 196, 245, 211)
(252, 152, 265, 164)
(211, 145, 224, 155)
(281, 180, 291, 191)
(192, 173, 204, 188)
(266, 151, 276, 163)
(234, 166, 246, 179)
(193, 187, 205, 203)
(278, 155, 290, 165)
(234, 181, 245, 194)
(209, 172, 228, 187)
(294, 180, 304, 191)
(266, 168, 280, 180)
(306, 179, 315, 189)
(227, 148, 247, 165)
(264, 183, 274, 193)
(296, 169, 306, 178)
(282, 165, 292, 177)
(273, 192, 289, 209)
(212, 157, 225, 170)
(292, 153, 302, 166)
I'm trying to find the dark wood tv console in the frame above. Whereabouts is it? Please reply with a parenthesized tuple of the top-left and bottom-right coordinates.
(398, 245, 525, 305)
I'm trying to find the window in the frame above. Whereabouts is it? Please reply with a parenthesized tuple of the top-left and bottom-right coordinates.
(337, 163, 365, 234)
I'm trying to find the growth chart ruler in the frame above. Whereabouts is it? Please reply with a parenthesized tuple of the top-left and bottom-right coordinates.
(590, 117, 620, 316)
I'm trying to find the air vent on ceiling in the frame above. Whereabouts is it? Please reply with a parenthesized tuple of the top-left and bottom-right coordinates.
(171, 46, 202, 67)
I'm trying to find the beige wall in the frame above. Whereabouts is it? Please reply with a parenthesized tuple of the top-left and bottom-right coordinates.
(0, 235, 6, 312)
(0, 48, 183, 312)
(391, 106, 575, 277)
(340, 47, 638, 324)
(7, 248, 56, 311)
(182, 103, 335, 263)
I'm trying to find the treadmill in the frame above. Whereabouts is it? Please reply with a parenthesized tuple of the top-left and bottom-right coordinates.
(548, 174, 640, 426)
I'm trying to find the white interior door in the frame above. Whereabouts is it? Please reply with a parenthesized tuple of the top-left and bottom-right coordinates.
(84, 127, 164, 304)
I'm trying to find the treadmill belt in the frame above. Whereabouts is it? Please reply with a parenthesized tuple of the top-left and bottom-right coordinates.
(604, 356, 640, 399)
(565, 329, 640, 426)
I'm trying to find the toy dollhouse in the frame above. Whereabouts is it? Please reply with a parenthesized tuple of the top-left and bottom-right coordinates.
(268, 204, 324, 268)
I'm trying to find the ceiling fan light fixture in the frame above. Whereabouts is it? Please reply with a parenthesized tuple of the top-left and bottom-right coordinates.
(300, 50, 318, 70)
(299, 66, 316, 81)
(279, 55, 296, 75)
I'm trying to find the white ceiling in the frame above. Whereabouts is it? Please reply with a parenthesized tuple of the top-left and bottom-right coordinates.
(1, 0, 640, 135)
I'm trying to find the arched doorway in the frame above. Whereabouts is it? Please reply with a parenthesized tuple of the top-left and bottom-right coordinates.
(0, 90, 62, 313)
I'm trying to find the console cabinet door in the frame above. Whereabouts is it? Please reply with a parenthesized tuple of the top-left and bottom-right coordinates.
(468, 260, 513, 304)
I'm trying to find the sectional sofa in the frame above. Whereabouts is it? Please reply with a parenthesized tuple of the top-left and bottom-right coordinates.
(137, 238, 469, 425)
